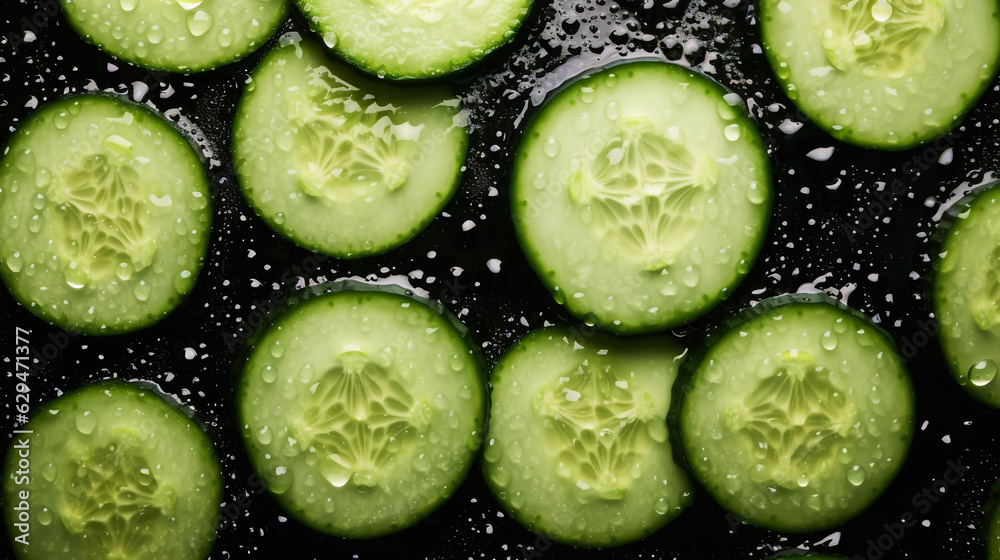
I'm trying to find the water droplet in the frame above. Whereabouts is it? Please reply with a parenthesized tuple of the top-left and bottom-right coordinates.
(76, 410, 96, 434)
(40, 461, 56, 482)
(821, 330, 838, 351)
(724, 123, 742, 141)
(871, 0, 892, 22)
(543, 137, 560, 157)
(579, 86, 596, 104)
(322, 32, 338, 48)
(133, 280, 151, 302)
(120, 0, 138, 11)
(450, 353, 467, 371)
(175, 0, 203, 9)
(646, 421, 667, 443)
(654, 497, 671, 514)
(136, 466, 155, 486)
(5, 253, 23, 273)
(970, 359, 998, 387)
(147, 25, 164, 45)
(270, 341, 284, 358)
(37, 508, 52, 526)
(603, 101, 620, 120)
(218, 28, 233, 48)
(298, 363, 314, 383)
(796, 473, 810, 487)
(186, 10, 213, 37)
(260, 364, 277, 383)
(847, 465, 866, 486)
(34, 168, 51, 190)
(745, 181, 767, 204)
(256, 425, 272, 445)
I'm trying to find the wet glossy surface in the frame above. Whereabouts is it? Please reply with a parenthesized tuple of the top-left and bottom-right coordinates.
(2, 0, 1000, 558)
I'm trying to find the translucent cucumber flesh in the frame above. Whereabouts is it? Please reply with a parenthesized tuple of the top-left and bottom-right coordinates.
(233, 34, 467, 258)
(2, 382, 222, 560)
(512, 61, 772, 333)
(760, 0, 1000, 149)
(934, 182, 1000, 407)
(680, 300, 914, 532)
(60, 0, 287, 72)
(297, 0, 532, 79)
(237, 290, 486, 538)
(484, 327, 694, 547)
(0, 95, 211, 334)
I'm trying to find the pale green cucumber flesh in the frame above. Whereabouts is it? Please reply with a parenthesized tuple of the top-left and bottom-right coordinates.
(679, 296, 915, 532)
(0, 94, 212, 335)
(232, 33, 468, 258)
(59, 0, 288, 72)
(760, 0, 1000, 149)
(933, 181, 1000, 407)
(296, 0, 532, 79)
(484, 326, 695, 548)
(236, 289, 486, 538)
(511, 60, 772, 334)
(2, 382, 223, 560)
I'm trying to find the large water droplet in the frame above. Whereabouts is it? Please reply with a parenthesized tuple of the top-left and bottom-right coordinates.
(76, 410, 96, 434)
(821, 330, 838, 351)
(847, 465, 867, 486)
(186, 10, 213, 37)
(120, 0, 138, 11)
(871, 0, 893, 22)
(256, 425, 272, 445)
(260, 364, 278, 383)
(745, 181, 767, 204)
(654, 497, 671, 514)
(970, 359, 998, 387)
(724, 123, 742, 141)
(543, 137, 560, 158)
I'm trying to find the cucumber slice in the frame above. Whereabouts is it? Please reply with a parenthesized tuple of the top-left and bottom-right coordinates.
(2, 381, 223, 560)
(295, 0, 532, 80)
(0, 94, 212, 335)
(483, 326, 695, 548)
(232, 33, 468, 258)
(759, 0, 1000, 150)
(59, 0, 288, 73)
(236, 283, 486, 538)
(677, 294, 915, 532)
(511, 60, 772, 334)
(932, 180, 1000, 407)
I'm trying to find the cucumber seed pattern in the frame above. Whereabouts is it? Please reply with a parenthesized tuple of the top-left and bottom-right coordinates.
(294, 347, 430, 488)
(49, 153, 155, 287)
(726, 350, 858, 488)
(823, 0, 946, 77)
(62, 431, 177, 558)
(289, 66, 412, 203)
(568, 116, 716, 271)
(534, 360, 658, 500)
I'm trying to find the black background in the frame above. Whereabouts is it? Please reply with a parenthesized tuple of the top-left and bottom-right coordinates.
(2, 0, 1000, 558)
